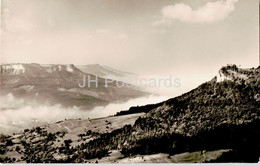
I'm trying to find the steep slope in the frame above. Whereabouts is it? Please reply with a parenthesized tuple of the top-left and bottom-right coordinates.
(0, 63, 146, 109)
(70, 65, 260, 162)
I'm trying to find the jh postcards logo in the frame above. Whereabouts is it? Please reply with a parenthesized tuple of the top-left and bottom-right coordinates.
(78, 75, 181, 88)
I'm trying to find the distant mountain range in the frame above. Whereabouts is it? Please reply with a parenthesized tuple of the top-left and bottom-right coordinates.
(0, 63, 146, 109)
(1, 64, 259, 163)
(76, 64, 136, 80)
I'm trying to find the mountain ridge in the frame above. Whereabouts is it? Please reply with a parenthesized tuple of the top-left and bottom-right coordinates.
(76, 64, 136, 80)
(0, 63, 146, 109)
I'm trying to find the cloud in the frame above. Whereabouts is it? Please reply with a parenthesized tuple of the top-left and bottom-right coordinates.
(2, 0, 35, 33)
(0, 95, 168, 134)
(87, 95, 168, 118)
(2, 9, 35, 33)
(153, 19, 171, 26)
(118, 33, 128, 41)
(95, 29, 111, 35)
(161, 0, 239, 23)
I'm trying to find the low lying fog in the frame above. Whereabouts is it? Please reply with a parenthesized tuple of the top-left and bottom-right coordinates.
(0, 93, 169, 134)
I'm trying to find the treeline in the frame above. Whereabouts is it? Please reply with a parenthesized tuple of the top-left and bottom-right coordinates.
(115, 103, 163, 116)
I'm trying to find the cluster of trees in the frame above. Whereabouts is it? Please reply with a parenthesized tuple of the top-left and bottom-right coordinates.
(0, 134, 15, 163)
(115, 103, 163, 116)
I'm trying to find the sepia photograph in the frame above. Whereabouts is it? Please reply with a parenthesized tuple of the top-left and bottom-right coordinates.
(0, 0, 259, 163)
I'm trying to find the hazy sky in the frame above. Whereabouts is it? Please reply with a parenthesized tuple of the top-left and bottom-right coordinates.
(1, 0, 259, 77)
